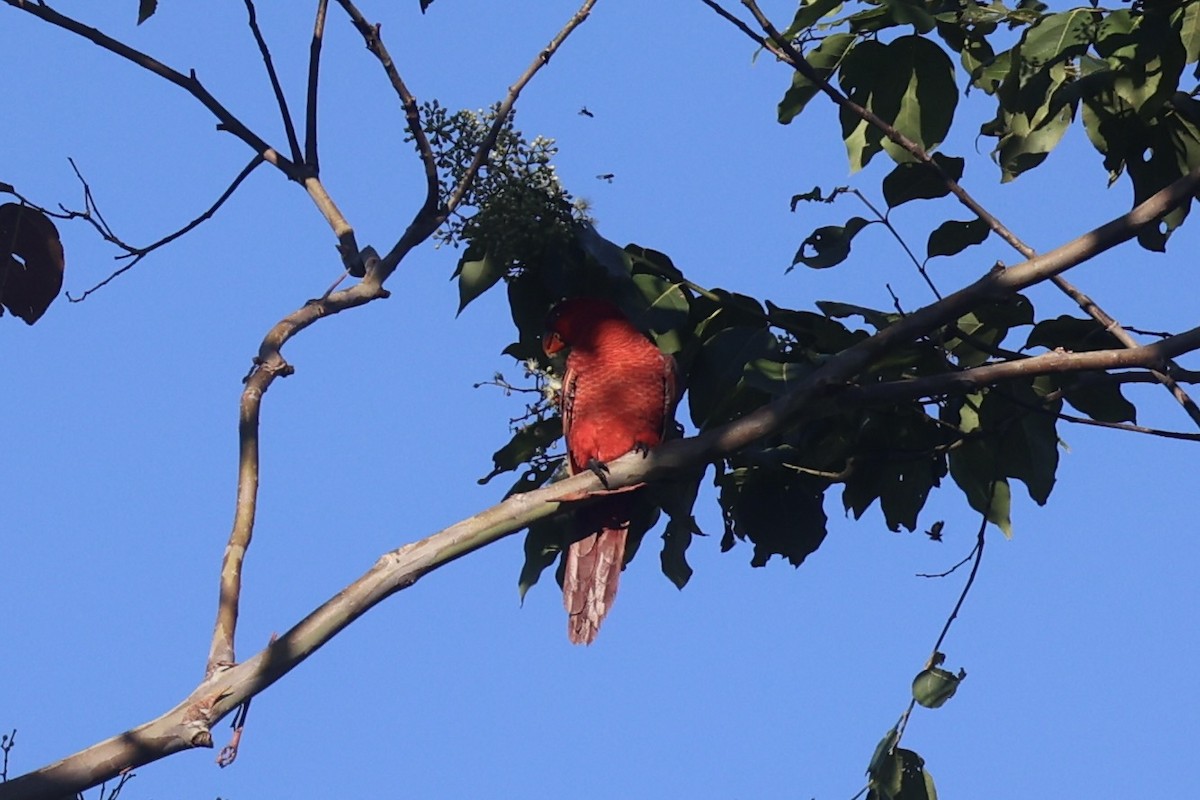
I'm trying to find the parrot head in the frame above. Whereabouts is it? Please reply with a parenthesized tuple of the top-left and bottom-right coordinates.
(542, 296, 628, 355)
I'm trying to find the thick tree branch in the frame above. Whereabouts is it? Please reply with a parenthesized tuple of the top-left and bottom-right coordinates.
(713, 0, 1200, 428)
(8, 157, 1198, 800)
(841, 325, 1200, 406)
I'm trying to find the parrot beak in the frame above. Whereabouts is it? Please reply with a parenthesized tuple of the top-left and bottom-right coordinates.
(543, 331, 565, 355)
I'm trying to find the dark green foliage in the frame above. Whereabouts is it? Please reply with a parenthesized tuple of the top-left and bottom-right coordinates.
(882, 154, 965, 208)
(774, 0, 1200, 249)
(716, 460, 828, 568)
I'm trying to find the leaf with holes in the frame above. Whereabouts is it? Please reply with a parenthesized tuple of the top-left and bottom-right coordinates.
(0, 204, 65, 325)
(792, 216, 871, 270)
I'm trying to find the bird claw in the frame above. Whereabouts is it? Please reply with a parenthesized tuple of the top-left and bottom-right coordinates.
(586, 458, 611, 489)
(633, 440, 651, 457)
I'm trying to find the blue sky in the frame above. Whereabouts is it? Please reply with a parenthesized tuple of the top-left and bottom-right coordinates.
(2, 2, 1197, 798)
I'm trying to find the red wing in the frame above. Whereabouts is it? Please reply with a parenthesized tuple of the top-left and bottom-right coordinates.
(559, 361, 579, 476)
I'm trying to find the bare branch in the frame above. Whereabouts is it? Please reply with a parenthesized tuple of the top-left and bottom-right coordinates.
(441, 0, 599, 222)
(336, 0, 439, 224)
(4, 1, 362, 281)
(64, 155, 265, 301)
(242, 0, 304, 166)
(305, 0, 330, 171)
(204, 0, 602, 675)
(3, 1, 297, 177)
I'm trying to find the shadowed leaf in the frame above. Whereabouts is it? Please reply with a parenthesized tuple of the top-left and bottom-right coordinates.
(0, 204, 65, 325)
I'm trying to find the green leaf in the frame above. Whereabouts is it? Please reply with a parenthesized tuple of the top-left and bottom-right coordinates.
(477, 417, 563, 486)
(137, 0, 158, 24)
(841, 408, 950, 532)
(766, 300, 864, 352)
(926, 217, 991, 259)
(629, 271, 690, 351)
(792, 216, 871, 270)
(626, 243, 686, 283)
(839, 36, 959, 171)
(455, 247, 505, 315)
(1017, 8, 1098, 78)
(656, 471, 705, 590)
(868, 748, 938, 800)
(912, 666, 965, 708)
(781, 0, 845, 40)
(717, 466, 828, 567)
(518, 516, 568, 604)
(866, 727, 901, 782)
(577, 222, 633, 280)
(1025, 315, 1123, 352)
(743, 358, 813, 396)
(815, 300, 898, 331)
(1059, 374, 1137, 423)
(943, 294, 1034, 368)
(659, 518, 694, 589)
(946, 396, 1014, 537)
(881, 153, 965, 207)
(881, 0, 936, 33)
(1177, 1, 1200, 66)
(688, 325, 775, 429)
(779, 33, 858, 124)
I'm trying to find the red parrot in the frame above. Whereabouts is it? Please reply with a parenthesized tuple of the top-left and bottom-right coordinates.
(543, 297, 680, 645)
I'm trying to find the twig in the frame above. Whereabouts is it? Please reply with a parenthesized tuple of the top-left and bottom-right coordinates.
(840, 323, 1200, 407)
(305, 0, 329, 171)
(4, 1, 295, 176)
(243, 0, 304, 166)
(336, 0, 440, 223)
(4, 0, 360, 277)
(441, 0, 599, 220)
(1, 729, 15, 782)
(1054, 411, 1200, 441)
(916, 542, 978, 579)
(65, 155, 265, 301)
(929, 509, 987, 659)
(849, 188, 940, 300)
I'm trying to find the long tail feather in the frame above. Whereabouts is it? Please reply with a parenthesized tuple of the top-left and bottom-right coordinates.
(564, 526, 627, 645)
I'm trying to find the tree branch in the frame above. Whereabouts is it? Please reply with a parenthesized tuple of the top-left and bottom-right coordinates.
(336, 0, 439, 222)
(841, 324, 1200, 406)
(4, 1, 362, 283)
(305, 0, 330, 171)
(63, 155, 266, 302)
(714, 0, 1200, 429)
(242, 0, 303, 165)
(204, 0, 602, 675)
(3, 1, 297, 176)
(7, 154, 1197, 800)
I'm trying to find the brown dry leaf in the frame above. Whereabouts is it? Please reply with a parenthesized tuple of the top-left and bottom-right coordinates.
(0, 203, 66, 325)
